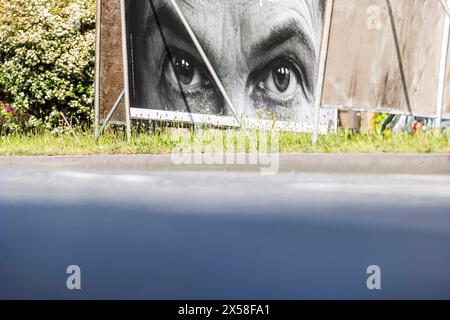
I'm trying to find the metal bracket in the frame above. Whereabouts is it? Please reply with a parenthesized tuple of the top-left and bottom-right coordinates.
(94, 90, 125, 141)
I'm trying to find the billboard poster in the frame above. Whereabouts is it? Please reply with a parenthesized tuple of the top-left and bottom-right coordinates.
(123, 0, 337, 132)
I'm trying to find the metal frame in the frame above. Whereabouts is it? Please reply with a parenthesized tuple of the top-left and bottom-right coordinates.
(94, 0, 102, 140)
(312, 0, 335, 144)
(130, 108, 334, 134)
(94, 0, 338, 138)
(96, 90, 125, 140)
(320, 104, 450, 120)
(437, 0, 450, 131)
(96, 0, 450, 143)
(120, 0, 132, 143)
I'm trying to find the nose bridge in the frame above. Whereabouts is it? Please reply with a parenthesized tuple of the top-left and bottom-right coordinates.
(221, 74, 247, 116)
(215, 5, 249, 115)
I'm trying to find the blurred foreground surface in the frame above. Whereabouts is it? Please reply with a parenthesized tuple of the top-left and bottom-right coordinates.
(1, 170, 450, 299)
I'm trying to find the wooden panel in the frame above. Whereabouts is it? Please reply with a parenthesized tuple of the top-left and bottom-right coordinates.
(98, 0, 125, 123)
(322, 0, 446, 117)
(445, 83, 450, 117)
(443, 29, 450, 117)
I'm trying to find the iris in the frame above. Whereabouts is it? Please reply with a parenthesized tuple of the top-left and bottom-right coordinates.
(273, 65, 291, 92)
(174, 55, 194, 85)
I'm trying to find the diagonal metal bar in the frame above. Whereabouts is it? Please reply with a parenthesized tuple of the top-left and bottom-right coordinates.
(386, 0, 412, 113)
(95, 90, 125, 141)
(437, 0, 450, 132)
(440, 0, 450, 19)
(312, 0, 334, 144)
(167, 0, 241, 126)
(148, 0, 193, 121)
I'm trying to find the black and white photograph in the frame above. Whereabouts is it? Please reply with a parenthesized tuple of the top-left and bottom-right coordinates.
(125, 0, 336, 130)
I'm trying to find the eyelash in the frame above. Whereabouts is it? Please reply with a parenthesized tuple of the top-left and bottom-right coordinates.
(264, 91, 294, 106)
(162, 81, 205, 101)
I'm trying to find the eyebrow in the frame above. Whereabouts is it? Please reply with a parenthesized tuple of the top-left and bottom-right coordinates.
(144, 3, 316, 60)
(249, 19, 316, 59)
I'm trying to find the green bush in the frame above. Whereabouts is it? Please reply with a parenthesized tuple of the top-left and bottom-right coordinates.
(0, 0, 96, 133)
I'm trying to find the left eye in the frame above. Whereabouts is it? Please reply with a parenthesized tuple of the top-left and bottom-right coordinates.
(258, 63, 299, 99)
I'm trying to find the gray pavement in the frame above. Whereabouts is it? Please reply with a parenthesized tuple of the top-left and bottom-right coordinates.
(1, 153, 450, 174)
(1, 155, 450, 299)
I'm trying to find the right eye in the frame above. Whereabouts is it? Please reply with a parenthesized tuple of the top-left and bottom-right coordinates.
(161, 49, 224, 115)
(165, 52, 209, 89)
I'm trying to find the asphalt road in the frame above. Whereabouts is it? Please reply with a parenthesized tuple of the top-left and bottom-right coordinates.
(1, 169, 450, 299)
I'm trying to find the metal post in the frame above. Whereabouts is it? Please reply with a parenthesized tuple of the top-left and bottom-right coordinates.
(94, 0, 102, 140)
(120, 0, 132, 143)
(312, 0, 335, 145)
(436, 0, 450, 133)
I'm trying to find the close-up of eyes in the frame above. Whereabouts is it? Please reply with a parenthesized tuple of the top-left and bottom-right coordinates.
(162, 50, 306, 116)
(155, 34, 310, 119)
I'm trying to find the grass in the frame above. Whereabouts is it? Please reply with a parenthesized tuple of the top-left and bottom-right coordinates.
(0, 127, 449, 156)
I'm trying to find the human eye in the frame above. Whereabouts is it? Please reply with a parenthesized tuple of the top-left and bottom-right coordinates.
(254, 58, 305, 103)
(164, 49, 211, 93)
(249, 57, 309, 119)
(161, 48, 224, 115)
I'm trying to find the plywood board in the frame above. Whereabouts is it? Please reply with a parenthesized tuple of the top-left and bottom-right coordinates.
(443, 22, 450, 117)
(322, 0, 446, 117)
(98, 0, 125, 123)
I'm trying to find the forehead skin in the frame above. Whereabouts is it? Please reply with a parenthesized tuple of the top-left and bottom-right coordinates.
(175, 0, 322, 52)
(151, 0, 323, 78)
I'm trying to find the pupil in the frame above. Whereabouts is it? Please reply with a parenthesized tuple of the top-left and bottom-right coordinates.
(174, 56, 194, 85)
(273, 65, 290, 92)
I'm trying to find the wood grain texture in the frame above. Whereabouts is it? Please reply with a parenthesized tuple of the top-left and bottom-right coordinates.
(98, 0, 125, 123)
(443, 19, 450, 117)
(322, 0, 446, 117)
